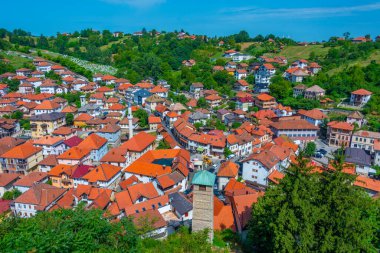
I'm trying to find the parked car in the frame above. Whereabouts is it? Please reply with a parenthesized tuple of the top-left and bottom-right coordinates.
(227, 154, 235, 160)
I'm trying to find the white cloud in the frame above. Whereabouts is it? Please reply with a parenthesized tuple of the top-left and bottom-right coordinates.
(220, 3, 380, 20)
(102, 0, 165, 8)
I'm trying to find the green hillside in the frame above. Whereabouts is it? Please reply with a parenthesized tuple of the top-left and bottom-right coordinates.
(265, 45, 331, 62)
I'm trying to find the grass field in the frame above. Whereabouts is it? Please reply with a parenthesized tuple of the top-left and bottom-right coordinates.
(239, 42, 255, 51)
(327, 50, 380, 75)
(1, 52, 32, 68)
(265, 45, 331, 62)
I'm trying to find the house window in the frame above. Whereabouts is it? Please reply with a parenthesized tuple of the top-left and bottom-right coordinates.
(135, 210, 139, 213)
(142, 207, 146, 212)
(199, 185, 207, 191)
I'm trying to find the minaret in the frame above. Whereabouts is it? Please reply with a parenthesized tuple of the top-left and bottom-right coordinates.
(191, 170, 215, 242)
(127, 103, 133, 138)
(80, 95, 87, 106)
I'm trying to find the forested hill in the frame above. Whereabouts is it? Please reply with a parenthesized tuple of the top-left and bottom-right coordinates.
(1, 28, 380, 113)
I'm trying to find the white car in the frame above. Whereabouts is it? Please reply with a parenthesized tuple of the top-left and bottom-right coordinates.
(227, 154, 235, 160)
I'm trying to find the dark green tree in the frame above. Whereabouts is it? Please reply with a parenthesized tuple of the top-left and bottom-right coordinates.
(247, 155, 380, 252)
(304, 142, 317, 157)
(196, 97, 207, 108)
(2, 189, 21, 200)
(0, 206, 139, 252)
(156, 140, 171, 150)
(133, 109, 149, 128)
(65, 113, 74, 126)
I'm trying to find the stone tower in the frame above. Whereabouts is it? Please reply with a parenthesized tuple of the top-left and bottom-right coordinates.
(127, 103, 133, 138)
(191, 170, 216, 242)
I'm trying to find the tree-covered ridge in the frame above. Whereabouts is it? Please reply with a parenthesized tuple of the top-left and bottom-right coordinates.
(247, 154, 380, 252)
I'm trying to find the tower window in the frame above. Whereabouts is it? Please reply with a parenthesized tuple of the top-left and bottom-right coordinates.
(199, 185, 207, 191)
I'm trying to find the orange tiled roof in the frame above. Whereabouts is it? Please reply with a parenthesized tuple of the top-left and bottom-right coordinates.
(127, 182, 159, 203)
(15, 183, 66, 210)
(109, 104, 126, 111)
(354, 176, 380, 192)
(48, 164, 74, 177)
(150, 85, 168, 93)
(148, 115, 161, 124)
(267, 170, 285, 184)
(214, 197, 235, 231)
(327, 121, 354, 131)
(57, 146, 90, 160)
(351, 89, 372, 96)
(120, 132, 156, 152)
(82, 164, 121, 183)
(298, 109, 327, 120)
(75, 113, 93, 122)
(14, 172, 48, 187)
(78, 134, 107, 150)
(224, 178, 257, 196)
(61, 105, 77, 113)
(256, 93, 275, 101)
(205, 94, 222, 101)
(119, 175, 140, 190)
(0, 142, 42, 159)
(217, 161, 239, 178)
(33, 136, 63, 146)
(115, 190, 133, 210)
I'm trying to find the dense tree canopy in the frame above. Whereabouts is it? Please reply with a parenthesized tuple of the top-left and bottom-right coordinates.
(0, 206, 139, 252)
(247, 155, 380, 252)
(0, 206, 218, 253)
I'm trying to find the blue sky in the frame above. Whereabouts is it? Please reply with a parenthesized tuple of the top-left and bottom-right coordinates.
(1, 0, 380, 41)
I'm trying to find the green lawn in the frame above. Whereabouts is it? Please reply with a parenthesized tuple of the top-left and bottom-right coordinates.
(1, 53, 32, 68)
(265, 45, 331, 62)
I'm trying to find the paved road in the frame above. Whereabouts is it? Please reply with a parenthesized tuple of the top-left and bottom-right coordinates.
(312, 139, 338, 165)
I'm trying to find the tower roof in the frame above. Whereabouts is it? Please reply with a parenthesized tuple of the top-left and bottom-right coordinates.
(192, 170, 216, 187)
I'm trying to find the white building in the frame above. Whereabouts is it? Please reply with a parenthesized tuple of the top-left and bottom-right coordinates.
(242, 150, 280, 186)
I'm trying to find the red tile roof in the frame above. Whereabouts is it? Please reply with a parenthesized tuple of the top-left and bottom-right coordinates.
(256, 93, 275, 101)
(119, 132, 156, 152)
(127, 182, 159, 203)
(354, 176, 380, 192)
(14, 172, 48, 187)
(267, 170, 285, 184)
(17, 184, 66, 210)
(130, 209, 167, 230)
(327, 121, 354, 131)
(298, 109, 327, 120)
(214, 197, 235, 231)
(82, 164, 121, 183)
(0, 173, 20, 187)
(0, 142, 42, 159)
(351, 89, 372, 96)
(217, 161, 239, 178)
(63, 136, 83, 148)
(270, 119, 319, 130)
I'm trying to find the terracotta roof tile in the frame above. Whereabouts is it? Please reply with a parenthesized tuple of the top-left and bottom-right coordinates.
(14, 172, 48, 187)
(0, 142, 42, 159)
(82, 164, 121, 183)
(14, 183, 66, 210)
